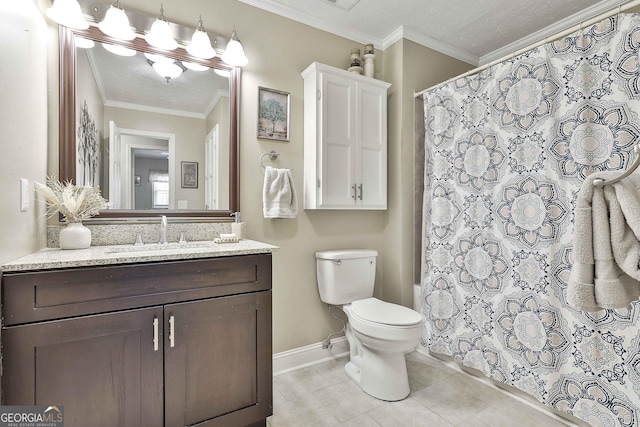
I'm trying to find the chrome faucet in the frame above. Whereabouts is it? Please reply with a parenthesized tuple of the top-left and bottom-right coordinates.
(159, 215, 168, 244)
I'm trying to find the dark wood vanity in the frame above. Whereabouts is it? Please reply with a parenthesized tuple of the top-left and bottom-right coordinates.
(0, 251, 273, 427)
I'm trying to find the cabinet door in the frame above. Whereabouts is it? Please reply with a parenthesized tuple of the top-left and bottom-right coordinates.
(356, 82, 387, 209)
(165, 291, 272, 427)
(319, 71, 356, 208)
(2, 307, 164, 427)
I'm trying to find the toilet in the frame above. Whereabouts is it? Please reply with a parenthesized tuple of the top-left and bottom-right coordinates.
(316, 249, 423, 401)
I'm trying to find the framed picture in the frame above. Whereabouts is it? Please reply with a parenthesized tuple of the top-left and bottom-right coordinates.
(181, 161, 198, 188)
(257, 86, 290, 141)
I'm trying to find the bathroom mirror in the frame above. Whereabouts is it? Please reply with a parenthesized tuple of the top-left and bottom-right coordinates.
(58, 25, 240, 219)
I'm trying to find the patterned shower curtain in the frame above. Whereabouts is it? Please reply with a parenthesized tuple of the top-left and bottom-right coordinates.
(422, 14, 640, 427)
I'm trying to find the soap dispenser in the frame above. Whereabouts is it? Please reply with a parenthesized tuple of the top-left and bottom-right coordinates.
(231, 212, 246, 239)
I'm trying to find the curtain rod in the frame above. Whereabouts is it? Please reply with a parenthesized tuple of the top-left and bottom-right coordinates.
(414, 0, 640, 98)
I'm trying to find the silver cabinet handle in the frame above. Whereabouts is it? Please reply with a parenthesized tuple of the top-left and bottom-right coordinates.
(358, 184, 363, 200)
(352, 184, 356, 199)
(153, 317, 159, 351)
(169, 315, 175, 348)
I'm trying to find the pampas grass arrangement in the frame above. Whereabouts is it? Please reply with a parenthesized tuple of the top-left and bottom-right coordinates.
(35, 175, 108, 223)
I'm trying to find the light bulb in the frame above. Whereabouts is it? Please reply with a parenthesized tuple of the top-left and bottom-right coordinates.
(186, 17, 216, 59)
(183, 62, 209, 71)
(144, 52, 174, 64)
(145, 4, 178, 51)
(153, 62, 183, 82)
(98, 0, 135, 41)
(45, 0, 89, 30)
(74, 36, 95, 49)
(102, 43, 136, 57)
(221, 28, 248, 67)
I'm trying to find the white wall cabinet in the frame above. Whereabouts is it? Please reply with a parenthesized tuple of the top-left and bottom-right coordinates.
(302, 62, 391, 210)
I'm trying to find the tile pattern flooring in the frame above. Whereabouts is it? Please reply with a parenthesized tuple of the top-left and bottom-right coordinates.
(268, 351, 579, 426)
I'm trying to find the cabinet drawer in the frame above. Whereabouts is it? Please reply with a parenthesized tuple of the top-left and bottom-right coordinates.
(2, 254, 272, 326)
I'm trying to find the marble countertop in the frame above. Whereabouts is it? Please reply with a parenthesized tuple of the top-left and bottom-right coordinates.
(1, 239, 279, 272)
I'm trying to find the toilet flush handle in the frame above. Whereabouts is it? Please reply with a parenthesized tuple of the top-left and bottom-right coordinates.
(332, 259, 342, 266)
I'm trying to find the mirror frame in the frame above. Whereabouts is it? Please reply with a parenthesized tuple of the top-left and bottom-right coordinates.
(58, 26, 240, 219)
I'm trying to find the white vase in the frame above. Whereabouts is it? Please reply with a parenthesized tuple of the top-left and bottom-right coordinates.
(59, 222, 91, 250)
(363, 53, 375, 78)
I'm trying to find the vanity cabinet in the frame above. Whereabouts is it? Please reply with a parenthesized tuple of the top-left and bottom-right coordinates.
(301, 62, 391, 210)
(1, 254, 272, 427)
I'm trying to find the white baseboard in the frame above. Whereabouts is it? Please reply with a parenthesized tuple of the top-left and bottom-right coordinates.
(273, 336, 349, 376)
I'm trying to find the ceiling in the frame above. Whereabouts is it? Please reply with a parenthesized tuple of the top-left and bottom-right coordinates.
(76, 0, 230, 117)
(81, 41, 229, 118)
(239, 0, 631, 65)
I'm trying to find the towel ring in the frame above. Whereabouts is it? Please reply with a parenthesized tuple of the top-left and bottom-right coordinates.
(593, 144, 640, 187)
(260, 151, 279, 168)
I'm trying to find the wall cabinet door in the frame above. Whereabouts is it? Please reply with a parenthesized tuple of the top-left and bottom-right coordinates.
(319, 70, 356, 207)
(356, 83, 387, 209)
(164, 291, 272, 427)
(302, 62, 391, 210)
(2, 307, 164, 427)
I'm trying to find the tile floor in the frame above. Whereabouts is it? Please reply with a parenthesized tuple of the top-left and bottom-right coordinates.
(269, 351, 581, 427)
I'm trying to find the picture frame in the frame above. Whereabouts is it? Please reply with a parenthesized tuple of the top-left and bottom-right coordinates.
(181, 161, 198, 188)
(257, 86, 290, 141)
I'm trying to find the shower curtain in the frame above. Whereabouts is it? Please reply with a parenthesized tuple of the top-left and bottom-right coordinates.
(422, 14, 640, 427)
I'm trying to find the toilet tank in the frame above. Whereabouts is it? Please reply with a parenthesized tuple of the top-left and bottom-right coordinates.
(316, 249, 377, 305)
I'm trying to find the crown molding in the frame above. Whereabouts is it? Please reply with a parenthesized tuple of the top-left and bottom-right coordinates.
(104, 100, 206, 119)
(384, 26, 479, 65)
(239, 0, 479, 64)
(205, 90, 230, 118)
(239, 0, 629, 68)
(480, 0, 629, 64)
(238, 0, 385, 48)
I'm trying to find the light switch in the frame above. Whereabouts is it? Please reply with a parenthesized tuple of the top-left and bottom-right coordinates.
(20, 178, 28, 212)
(177, 200, 188, 209)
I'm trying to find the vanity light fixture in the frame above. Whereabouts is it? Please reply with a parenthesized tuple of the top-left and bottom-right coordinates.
(152, 61, 185, 83)
(186, 16, 216, 59)
(145, 4, 178, 51)
(102, 42, 136, 57)
(146, 57, 186, 83)
(183, 61, 209, 71)
(144, 52, 174, 64)
(74, 36, 95, 49)
(221, 27, 248, 67)
(45, 0, 89, 30)
(98, 0, 136, 41)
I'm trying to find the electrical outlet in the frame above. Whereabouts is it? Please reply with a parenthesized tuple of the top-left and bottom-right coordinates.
(20, 178, 28, 212)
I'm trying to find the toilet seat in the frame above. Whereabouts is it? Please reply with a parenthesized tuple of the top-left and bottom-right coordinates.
(351, 298, 422, 326)
(344, 298, 422, 342)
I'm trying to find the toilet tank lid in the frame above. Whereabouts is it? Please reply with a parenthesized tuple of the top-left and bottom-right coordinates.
(351, 298, 422, 326)
(315, 249, 378, 260)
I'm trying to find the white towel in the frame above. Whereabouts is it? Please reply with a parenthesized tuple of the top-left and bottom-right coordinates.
(263, 166, 298, 219)
(568, 171, 640, 311)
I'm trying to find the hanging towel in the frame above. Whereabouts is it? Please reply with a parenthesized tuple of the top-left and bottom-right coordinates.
(263, 166, 298, 219)
(568, 171, 640, 311)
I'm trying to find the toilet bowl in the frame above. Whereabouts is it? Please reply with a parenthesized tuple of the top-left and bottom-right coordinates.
(342, 298, 422, 401)
(316, 249, 423, 401)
